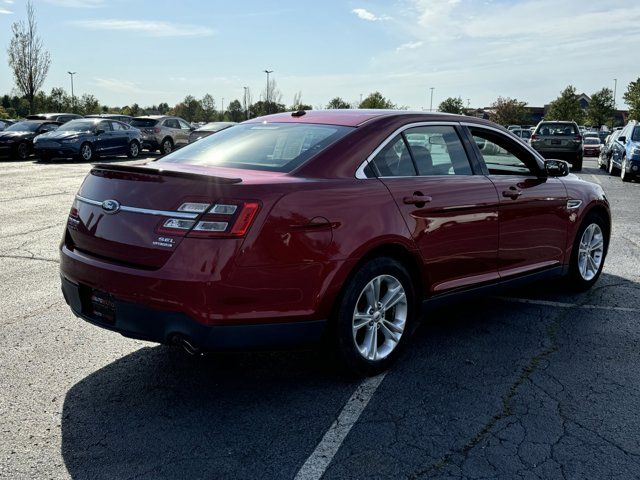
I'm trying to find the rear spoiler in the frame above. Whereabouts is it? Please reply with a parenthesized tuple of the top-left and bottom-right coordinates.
(91, 163, 243, 184)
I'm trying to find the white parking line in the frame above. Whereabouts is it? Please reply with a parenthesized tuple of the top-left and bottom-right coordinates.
(497, 296, 640, 313)
(590, 174, 602, 185)
(294, 373, 387, 480)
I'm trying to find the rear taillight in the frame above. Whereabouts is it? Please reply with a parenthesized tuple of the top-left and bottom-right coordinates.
(574, 135, 582, 142)
(153, 127, 161, 134)
(531, 134, 538, 141)
(158, 201, 261, 238)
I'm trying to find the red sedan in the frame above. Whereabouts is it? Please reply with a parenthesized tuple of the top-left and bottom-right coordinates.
(60, 110, 610, 375)
(583, 137, 602, 157)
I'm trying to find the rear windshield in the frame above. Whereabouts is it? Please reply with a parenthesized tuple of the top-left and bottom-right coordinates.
(584, 137, 600, 145)
(158, 123, 354, 172)
(536, 123, 578, 136)
(131, 118, 159, 128)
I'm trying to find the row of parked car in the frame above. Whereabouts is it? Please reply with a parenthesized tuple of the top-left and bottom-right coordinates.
(597, 120, 640, 182)
(0, 112, 236, 161)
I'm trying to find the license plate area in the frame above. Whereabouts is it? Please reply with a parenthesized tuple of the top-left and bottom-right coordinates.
(79, 285, 116, 324)
(551, 139, 561, 145)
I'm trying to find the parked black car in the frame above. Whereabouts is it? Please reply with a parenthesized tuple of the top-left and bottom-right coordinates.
(598, 130, 621, 171)
(188, 121, 236, 143)
(34, 118, 142, 162)
(0, 120, 60, 160)
(27, 113, 83, 124)
(85, 114, 133, 124)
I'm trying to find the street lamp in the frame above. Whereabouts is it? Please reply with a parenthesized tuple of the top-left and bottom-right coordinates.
(264, 69, 273, 114)
(243, 86, 249, 120)
(221, 97, 225, 120)
(613, 78, 618, 108)
(429, 87, 435, 112)
(67, 71, 76, 112)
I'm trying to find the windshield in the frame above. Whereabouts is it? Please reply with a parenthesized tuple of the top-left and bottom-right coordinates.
(198, 122, 235, 132)
(58, 120, 97, 132)
(158, 123, 354, 172)
(584, 138, 600, 145)
(5, 121, 41, 132)
(131, 118, 158, 128)
(536, 123, 578, 136)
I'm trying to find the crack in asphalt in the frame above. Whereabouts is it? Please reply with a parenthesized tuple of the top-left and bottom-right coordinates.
(0, 191, 73, 203)
(0, 254, 59, 264)
(0, 224, 61, 240)
(407, 291, 597, 479)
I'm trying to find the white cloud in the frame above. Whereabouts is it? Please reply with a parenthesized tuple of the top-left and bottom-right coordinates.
(352, 8, 391, 22)
(0, 7, 11, 14)
(396, 41, 423, 51)
(72, 19, 214, 37)
(44, 0, 105, 7)
(92, 78, 166, 95)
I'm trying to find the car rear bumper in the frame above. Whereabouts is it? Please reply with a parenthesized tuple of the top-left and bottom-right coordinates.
(61, 275, 327, 349)
(535, 150, 582, 163)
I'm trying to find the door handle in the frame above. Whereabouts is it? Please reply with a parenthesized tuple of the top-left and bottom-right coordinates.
(502, 186, 522, 200)
(403, 192, 432, 206)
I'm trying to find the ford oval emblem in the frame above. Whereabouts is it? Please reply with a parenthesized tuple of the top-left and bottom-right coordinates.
(101, 199, 120, 214)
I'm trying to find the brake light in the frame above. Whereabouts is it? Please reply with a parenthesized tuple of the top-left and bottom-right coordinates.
(531, 134, 538, 141)
(574, 135, 582, 142)
(158, 200, 261, 238)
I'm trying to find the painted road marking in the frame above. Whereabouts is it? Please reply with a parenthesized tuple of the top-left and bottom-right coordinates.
(497, 296, 640, 313)
(590, 174, 602, 185)
(294, 373, 387, 480)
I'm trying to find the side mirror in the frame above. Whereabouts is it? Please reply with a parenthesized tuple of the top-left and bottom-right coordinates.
(545, 159, 569, 177)
(95, 129, 105, 135)
(618, 136, 626, 143)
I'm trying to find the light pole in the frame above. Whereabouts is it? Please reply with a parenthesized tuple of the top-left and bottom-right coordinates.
(243, 86, 249, 120)
(221, 97, 225, 120)
(613, 78, 618, 129)
(429, 87, 434, 112)
(264, 70, 273, 114)
(67, 71, 76, 112)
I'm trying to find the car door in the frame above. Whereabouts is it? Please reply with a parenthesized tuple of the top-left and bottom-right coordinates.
(177, 119, 192, 146)
(367, 124, 500, 294)
(464, 124, 568, 278)
(94, 120, 113, 153)
(109, 121, 129, 154)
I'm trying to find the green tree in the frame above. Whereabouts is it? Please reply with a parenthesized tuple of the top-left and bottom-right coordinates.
(79, 94, 100, 115)
(227, 99, 244, 122)
(586, 88, 615, 128)
(546, 85, 584, 123)
(6, 1, 51, 114)
(438, 96, 465, 114)
(250, 100, 286, 118)
(157, 102, 170, 115)
(48, 87, 71, 112)
(326, 97, 351, 109)
(623, 78, 640, 121)
(489, 97, 530, 126)
(172, 95, 202, 122)
(201, 93, 216, 122)
(359, 91, 396, 109)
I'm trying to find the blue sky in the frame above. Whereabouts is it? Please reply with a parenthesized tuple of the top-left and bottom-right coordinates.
(1, 0, 639, 110)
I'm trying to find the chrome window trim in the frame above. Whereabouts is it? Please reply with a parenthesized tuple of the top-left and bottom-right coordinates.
(354, 121, 463, 179)
(75, 194, 199, 219)
(460, 121, 547, 170)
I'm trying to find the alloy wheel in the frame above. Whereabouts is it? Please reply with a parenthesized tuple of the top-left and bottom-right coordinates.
(352, 274, 407, 361)
(578, 223, 604, 281)
(81, 144, 92, 161)
(17, 143, 29, 160)
(130, 142, 139, 157)
(162, 140, 172, 154)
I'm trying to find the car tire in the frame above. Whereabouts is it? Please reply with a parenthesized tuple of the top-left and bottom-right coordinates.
(333, 257, 417, 377)
(78, 142, 94, 162)
(620, 156, 630, 182)
(160, 138, 173, 155)
(565, 212, 608, 291)
(127, 140, 140, 159)
(16, 142, 30, 161)
(572, 156, 583, 172)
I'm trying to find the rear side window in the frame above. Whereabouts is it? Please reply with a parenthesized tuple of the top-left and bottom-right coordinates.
(404, 126, 472, 175)
(158, 123, 353, 173)
(536, 123, 578, 136)
(164, 119, 180, 129)
(130, 118, 158, 128)
(369, 135, 416, 177)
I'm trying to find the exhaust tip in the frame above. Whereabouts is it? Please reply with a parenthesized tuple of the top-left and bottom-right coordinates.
(171, 334, 202, 356)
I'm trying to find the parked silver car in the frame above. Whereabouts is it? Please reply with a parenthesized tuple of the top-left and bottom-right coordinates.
(130, 115, 193, 154)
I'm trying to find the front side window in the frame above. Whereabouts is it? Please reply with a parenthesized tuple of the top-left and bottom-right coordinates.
(404, 126, 472, 175)
(470, 127, 538, 176)
(178, 119, 192, 130)
(632, 127, 640, 142)
(158, 122, 353, 173)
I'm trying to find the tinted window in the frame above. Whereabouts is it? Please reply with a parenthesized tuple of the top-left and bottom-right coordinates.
(470, 127, 537, 176)
(369, 135, 416, 177)
(98, 121, 112, 131)
(131, 118, 158, 128)
(178, 119, 192, 130)
(164, 119, 180, 129)
(38, 123, 58, 133)
(632, 127, 640, 141)
(536, 123, 578, 136)
(404, 126, 472, 175)
(111, 121, 124, 131)
(158, 123, 353, 173)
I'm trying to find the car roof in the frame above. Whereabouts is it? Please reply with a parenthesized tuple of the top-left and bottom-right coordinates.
(245, 110, 498, 128)
(134, 115, 171, 120)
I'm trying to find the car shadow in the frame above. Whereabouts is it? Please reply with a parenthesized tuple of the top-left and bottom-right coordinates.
(60, 272, 637, 479)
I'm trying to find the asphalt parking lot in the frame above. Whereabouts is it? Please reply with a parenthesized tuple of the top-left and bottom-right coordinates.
(1, 154, 640, 480)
